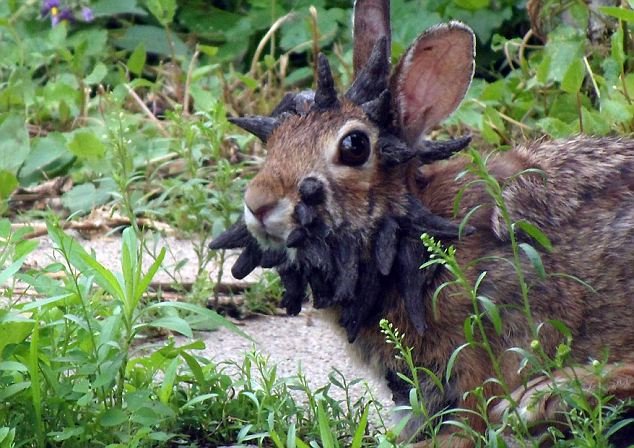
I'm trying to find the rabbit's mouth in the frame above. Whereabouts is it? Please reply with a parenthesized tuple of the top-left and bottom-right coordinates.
(243, 199, 293, 250)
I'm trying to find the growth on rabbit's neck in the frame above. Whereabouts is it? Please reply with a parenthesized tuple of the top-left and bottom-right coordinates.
(210, 29, 475, 341)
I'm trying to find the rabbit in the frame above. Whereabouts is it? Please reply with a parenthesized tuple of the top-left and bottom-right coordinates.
(209, 0, 634, 446)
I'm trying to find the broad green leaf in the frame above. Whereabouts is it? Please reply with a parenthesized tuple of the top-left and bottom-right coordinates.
(61, 182, 113, 215)
(99, 408, 127, 427)
(144, 316, 193, 338)
(561, 57, 585, 94)
(0, 114, 29, 174)
(0, 171, 18, 201)
(519, 243, 546, 279)
(0, 310, 34, 356)
(0, 427, 15, 447)
(453, 0, 490, 10)
(91, 0, 147, 16)
(0, 361, 28, 372)
(0, 381, 31, 401)
(601, 98, 634, 125)
(85, 62, 107, 85)
(146, 0, 177, 26)
(127, 43, 146, 76)
(67, 131, 105, 161)
(599, 6, 634, 22)
(611, 25, 625, 68)
(197, 45, 218, 57)
(144, 301, 251, 339)
(543, 27, 585, 83)
(536, 117, 577, 138)
(114, 25, 188, 58)
(19, 133, 74, 185)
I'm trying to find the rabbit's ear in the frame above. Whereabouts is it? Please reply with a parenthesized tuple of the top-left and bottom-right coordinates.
(352, 0, 391, 77)
(392, 22, 475, 146)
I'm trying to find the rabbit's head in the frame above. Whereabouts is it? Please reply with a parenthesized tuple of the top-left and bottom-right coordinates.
(211, 0, 476, 341)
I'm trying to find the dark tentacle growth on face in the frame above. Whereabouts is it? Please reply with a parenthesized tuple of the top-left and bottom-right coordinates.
(209, 179, 471, 342)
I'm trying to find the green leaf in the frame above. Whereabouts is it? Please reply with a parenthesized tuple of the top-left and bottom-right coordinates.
(350, 406, 370, 448)
(477, 295, 502, 335)
(0, 382, 31, 401)
(19, 133, 74, 185)
(0, 310, 34, 356)
(561, 57, 585, 94)
(146, 0, 177, 26)
(99, 408, 127, 427)
(158, 357, 179, 404)
(0, 171, 18, 201)
(0, 114, 30, 175)
(143, 301, 251, 339)
(145, 316, 193, 338)
(543, 27, 585, 83)
(61, 181, 113, 215)
(85, 62, 108, 85)
(599, 6, 634, 22)
(114, 25, 188, 58)
(519, 243, 546, 280)
(0, 361, 28, 372)
(127, 43, 146, 76)
(446, 343, 470, 383)
(67, 131, 106, 161)
(197, 45, 218, 57)
(515, 221, 553, 251)
(317, 401, 336, 448)
(78, 250, 125, 301)
(536, 117, 577, 138)
(0, 427, 15, 447)
(91, 0, 147, 16)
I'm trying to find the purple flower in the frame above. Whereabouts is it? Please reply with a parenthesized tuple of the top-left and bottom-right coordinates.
(40, 0, 60, 16)
(81, 6, 94, 22)
(51, 7, 74, 26)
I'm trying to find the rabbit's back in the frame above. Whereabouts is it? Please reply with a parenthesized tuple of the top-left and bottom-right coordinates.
(417, 136, 634, 363)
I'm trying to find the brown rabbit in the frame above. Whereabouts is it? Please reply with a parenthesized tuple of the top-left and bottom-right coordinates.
(210, 0, 634, 446)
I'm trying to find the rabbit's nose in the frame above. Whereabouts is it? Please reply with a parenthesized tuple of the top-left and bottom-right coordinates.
(245, 189, 278, 224)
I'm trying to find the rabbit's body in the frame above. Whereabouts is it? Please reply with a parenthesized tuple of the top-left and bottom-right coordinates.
(350, 136, 634, 429)
(210, 0, 634, 444)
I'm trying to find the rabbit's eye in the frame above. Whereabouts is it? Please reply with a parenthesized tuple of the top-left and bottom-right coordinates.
(338, 131, 370, 166)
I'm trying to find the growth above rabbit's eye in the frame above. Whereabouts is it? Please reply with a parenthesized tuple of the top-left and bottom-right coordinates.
(338, 131, 370, 166)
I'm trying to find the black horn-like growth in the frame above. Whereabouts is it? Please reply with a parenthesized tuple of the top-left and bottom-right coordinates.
(346, 36, 390, 105)
(228, 116, 279, 142)
(314, 54, 340, 110)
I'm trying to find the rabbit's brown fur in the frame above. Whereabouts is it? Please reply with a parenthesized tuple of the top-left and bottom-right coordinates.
(210, 1, 634, 445)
